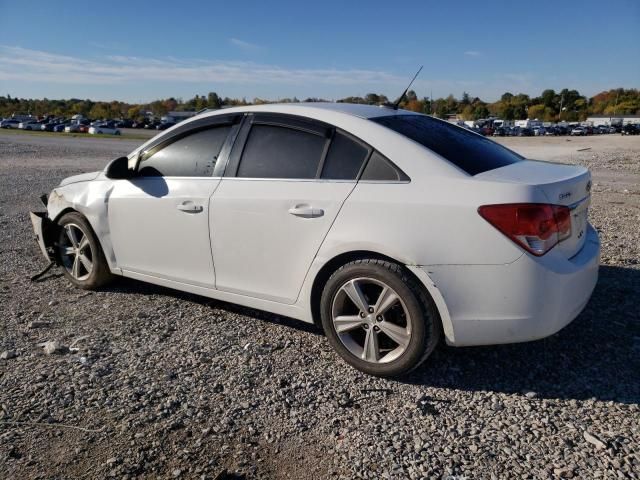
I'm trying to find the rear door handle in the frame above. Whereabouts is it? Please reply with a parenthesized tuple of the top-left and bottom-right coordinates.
(288, 204, 324, 218)
(177, 201, 203, 213)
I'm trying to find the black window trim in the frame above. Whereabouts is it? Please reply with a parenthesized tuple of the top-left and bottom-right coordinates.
(134, 114, 242, 177)
(224, 112, 409, 183)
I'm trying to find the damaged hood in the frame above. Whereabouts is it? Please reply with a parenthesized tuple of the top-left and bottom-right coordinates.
(59, 171, 102, 187)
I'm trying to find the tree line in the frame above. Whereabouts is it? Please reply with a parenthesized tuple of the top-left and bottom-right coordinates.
(0, 88, 638, 122)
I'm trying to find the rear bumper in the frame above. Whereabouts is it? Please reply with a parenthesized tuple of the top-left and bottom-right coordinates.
(29, 211, 55, 262)
(425, 224, 600, 346)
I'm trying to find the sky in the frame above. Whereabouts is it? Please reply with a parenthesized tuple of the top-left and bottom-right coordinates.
(0, 0, 638, 103)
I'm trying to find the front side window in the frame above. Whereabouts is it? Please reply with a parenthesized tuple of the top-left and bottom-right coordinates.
(237, 124, 326, 179)
(138, 126, 231, 177)
(372, 114, 522, 176)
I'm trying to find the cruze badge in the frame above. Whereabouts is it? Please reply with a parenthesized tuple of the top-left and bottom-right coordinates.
(559, 192, 572, 201)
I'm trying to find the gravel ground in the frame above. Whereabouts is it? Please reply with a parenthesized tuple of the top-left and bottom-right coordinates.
(1, 132, 639, 479)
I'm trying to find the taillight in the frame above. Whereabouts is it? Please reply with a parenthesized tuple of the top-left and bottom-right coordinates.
(478, 203, 572, 256)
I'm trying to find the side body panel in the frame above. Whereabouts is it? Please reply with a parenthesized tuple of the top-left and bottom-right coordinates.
(210, 179, 355, 304)
(108, 177, 220, 288)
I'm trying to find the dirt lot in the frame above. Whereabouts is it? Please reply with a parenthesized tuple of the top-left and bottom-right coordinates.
(1, 132, 639, 479)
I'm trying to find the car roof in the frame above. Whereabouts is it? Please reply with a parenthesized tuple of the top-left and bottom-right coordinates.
(200, 102, 422, 120)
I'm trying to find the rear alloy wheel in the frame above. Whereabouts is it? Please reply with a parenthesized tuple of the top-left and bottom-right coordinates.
(321, 259, 440, 377)
(56, 212, 113, 289)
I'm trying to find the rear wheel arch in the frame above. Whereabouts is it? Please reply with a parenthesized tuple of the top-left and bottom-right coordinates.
(310, 250, 444, 332)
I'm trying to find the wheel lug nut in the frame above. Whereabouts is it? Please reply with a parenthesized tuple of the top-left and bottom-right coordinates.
(373, 326, 380, 332)
(376, 315, 383, 321)
(360, 312, 366, 318)
(368, 307, 374, 313)
(363, 324, 369, 329)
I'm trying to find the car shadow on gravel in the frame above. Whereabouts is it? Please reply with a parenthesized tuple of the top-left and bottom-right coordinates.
(403, 265, 640, 404)
(99, 266, 638, 403)
(102, 278, 323, 336)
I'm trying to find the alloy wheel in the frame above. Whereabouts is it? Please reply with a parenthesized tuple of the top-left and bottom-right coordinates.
(331, 277, 412, 364)
(58, 223, 94, 281)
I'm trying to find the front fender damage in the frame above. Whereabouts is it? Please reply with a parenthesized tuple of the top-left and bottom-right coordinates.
(31, 179, 118, 271)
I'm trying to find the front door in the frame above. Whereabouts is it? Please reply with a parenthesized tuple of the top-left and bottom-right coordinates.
(108, 124, 233, 287)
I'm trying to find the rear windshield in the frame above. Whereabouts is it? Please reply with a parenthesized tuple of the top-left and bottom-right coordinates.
(371, 114, 522, 175)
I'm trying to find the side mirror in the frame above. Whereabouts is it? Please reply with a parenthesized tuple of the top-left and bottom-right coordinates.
(105, 156, 135, 179)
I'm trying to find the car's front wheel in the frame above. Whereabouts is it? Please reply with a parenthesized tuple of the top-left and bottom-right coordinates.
(320, 259, 441, 377)
(55, 212, 113, 289)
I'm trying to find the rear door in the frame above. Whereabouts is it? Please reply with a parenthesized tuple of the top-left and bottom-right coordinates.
(108, 119, 237, 287)
(209, 114, 371, 304)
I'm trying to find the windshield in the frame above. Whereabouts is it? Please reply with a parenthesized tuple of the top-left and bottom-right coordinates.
(371, 114, 523, 175)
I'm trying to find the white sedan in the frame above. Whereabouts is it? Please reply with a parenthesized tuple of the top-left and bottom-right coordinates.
(30, 103, 600, 376)
(88, 124, 121, 135)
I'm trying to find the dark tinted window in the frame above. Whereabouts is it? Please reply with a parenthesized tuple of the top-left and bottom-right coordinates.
(321, 132, 369, 180)
(372, 115, 522, 175)
(139, 126, 231, 177)
(361, 152, 409, 181)
(237, 124, 326, 179)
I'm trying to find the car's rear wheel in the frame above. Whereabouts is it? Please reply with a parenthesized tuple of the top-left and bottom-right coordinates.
(55, 212, 113, 289)
(320, 259, 440, 377)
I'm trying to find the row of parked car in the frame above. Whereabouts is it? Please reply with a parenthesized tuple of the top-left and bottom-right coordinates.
(0, 117, 124, 135)
(0, 116, 181, 135)
(465, 123, 639, 137)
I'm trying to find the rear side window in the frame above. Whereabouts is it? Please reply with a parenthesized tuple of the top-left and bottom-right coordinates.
(372, 115, 522, 175)
(320, 132, 369, 180)
(139, 126, 231, 177)
(237, 124, 326, 179)
(361, 152, 409, 181)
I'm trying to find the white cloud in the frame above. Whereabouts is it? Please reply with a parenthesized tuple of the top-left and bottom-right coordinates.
(229, 38, 264, 52)
(464, 50, 482, 57)
(0, 45, 404, 88)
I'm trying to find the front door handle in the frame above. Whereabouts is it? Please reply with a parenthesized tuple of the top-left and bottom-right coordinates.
(288, 204, 324, 218)
(177, 201, 203, 213)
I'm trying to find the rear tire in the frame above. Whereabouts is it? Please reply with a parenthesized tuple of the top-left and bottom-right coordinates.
(320, 259, 441, 377)
(55, 212, 113, 289)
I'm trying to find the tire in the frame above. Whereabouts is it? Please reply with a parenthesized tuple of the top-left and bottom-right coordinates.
(320, 259, 441, 377)
(55, 212, 113, 289)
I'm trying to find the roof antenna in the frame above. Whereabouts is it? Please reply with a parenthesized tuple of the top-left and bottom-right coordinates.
(392, 65, 423, 110)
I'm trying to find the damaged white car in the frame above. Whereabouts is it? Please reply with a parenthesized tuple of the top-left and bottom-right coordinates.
(30, 103, 600, 376)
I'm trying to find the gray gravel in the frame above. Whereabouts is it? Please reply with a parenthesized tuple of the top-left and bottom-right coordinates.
(1, 131, 639, 479)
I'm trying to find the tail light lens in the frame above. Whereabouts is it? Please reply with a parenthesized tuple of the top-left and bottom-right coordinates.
(478, 203, 572, 256)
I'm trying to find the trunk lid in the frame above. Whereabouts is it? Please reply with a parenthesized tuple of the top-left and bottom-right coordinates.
(476, 160, 592, 258)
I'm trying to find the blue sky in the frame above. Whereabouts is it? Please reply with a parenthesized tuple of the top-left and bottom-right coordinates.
(0, 0, 638, 103)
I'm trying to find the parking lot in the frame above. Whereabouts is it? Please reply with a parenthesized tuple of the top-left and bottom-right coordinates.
(0, 131, 639, 479)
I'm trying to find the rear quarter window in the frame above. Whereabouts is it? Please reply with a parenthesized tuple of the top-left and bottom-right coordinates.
(372, 115, 522, 175)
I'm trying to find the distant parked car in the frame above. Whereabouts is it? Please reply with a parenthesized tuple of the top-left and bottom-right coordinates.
(115, 119, 133, 128)
(156, 122, 176, 130)
(571, 127, 586, 136)
(19, 120, 43, 130)
(518, 128, 533, 137)
(41, 121, 62, 132)
(622, 124, 639, 135)
(89, 124, 121, 135)
(53, 123, 70, 132)
(492, 127, 506, 137)
(132, 120, 148, 129)
(0, 119, 20, 129)
(144, 121, 161, 130)
(533, 127, 546, 136)
(65, 124, 89, 133)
